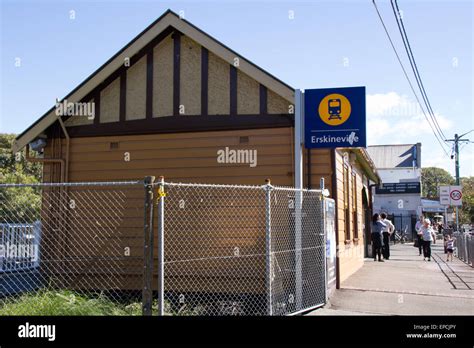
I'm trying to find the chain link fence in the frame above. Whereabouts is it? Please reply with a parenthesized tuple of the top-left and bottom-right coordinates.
(0, 181, 146, 315)
(0, 177, 329, 315)
(155, 180, 327, 316)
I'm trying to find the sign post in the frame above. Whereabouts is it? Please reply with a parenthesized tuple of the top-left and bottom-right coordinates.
(293, 86, 366, 312)
(294, 89, 304, 311)
(439, 185, 463, 229)
(450, 186, 463, 230)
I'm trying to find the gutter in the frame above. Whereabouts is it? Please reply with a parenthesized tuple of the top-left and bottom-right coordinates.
(25, 144, 65, 183)
(25, 119, 70, 183)
(57, 118, 70, 182)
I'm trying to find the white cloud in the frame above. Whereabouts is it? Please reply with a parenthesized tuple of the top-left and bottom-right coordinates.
(366, 92, 452, 145)
(365, 92, 474, 176)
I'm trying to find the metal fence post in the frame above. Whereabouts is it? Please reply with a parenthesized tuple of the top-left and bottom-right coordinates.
(295, 187, 303, 312)
(320, 178, 328, 303)
(142, 176, 155, 316)
(157, 176, 165, 316)
(264, 179, 273, 316)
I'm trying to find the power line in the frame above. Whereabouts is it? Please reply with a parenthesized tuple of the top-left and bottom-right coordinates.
(371, 0, 450, 157)
(458, 129, 474, 138)
(390, 0, 448, 142)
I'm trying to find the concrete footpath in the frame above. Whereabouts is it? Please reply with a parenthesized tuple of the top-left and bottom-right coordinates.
(308, 243, 474, 315)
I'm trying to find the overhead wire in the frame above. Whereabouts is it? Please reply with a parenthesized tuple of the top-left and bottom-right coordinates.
(371, 0, 450, 156)
(391, 0, 448, 142)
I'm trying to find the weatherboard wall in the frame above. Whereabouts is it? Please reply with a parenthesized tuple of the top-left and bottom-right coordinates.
(39, 26, 372, 293)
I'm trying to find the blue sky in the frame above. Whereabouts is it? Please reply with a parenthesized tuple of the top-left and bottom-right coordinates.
(1, 0, 473, 176)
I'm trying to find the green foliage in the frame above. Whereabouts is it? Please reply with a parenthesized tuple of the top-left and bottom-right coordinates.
(421, 167, 455, 198)
(0, 134, 42, 222)
(0, 133, 42, 180)
(459, 176, 474, 224)
(0, 289, 184, 316)
(0, 290, 143, 316)
(421, 167, 472, 225)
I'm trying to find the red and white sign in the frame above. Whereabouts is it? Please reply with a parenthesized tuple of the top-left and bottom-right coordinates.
(440, 185, 463, 206)
(449, 186, 463, 206)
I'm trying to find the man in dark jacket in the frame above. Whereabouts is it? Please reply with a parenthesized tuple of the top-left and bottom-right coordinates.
(380, 213, 395, 260)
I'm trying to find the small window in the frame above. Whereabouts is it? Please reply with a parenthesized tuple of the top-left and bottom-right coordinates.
(343, 164, 351, 241)
(352, 172, 358, 239)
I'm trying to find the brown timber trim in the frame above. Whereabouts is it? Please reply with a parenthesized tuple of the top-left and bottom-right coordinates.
(146, 51, 153, 119)
(201, 47, 209, 116)
(93, 90, 100, 125)
(259, 84, 267, 115)
(331, 149, 341, 290)
(66, 114, 293, 137)
(229, 65, 237, 114)
(307, 148, 311, 189)
(85, 27, 174, 124)
(173, 31, 181, 116)
(119, 71, 126, 122)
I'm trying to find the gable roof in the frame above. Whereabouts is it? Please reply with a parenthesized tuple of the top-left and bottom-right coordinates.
(367, 144, 420, 169)
(12, 9, 294, 153)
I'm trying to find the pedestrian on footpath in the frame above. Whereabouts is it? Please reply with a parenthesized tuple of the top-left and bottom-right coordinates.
(371, 213, 386, 262)
(420, 218, 437, 261)
(380, 212, 395, 260)
(415, 215, 424, 256)
(445, 234, 455, 262)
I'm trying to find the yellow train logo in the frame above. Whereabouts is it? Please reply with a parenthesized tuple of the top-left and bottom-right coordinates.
(318, 93, 351, 126)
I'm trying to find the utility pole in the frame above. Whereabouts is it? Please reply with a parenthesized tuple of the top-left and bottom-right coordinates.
(454, 134, 460, 186)
(446, 130, 472, 231)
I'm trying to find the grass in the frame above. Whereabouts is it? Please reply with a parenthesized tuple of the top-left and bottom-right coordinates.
(0, 289, 206, 316)
(0, 290, 145, 316)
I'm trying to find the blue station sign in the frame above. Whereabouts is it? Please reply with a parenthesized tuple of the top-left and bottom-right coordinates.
(304, 86, 366, 148)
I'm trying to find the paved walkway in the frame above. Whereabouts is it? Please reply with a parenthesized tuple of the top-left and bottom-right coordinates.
(308, 243, 474, 315)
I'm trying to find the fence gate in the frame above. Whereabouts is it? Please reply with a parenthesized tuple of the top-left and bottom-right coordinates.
(155, 180, 327, 316)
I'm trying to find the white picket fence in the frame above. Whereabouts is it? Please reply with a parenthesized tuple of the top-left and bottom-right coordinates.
(0, 222, 41, 272)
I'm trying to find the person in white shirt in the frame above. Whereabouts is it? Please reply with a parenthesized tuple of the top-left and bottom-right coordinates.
(415, 215, 424, 256)
(420, 218, 437, 261)
(380, 212, 395, 260)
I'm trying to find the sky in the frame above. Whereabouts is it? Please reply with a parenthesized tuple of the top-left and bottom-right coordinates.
(1, 0, 473, 177)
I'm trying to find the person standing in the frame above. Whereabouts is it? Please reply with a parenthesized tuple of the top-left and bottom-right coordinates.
(445, 234, 455, 262)
(380, 212, 395, 260)
(415, 215, 424, 256)
(371, 213, 386, 262)
(420, 218, 437, 261)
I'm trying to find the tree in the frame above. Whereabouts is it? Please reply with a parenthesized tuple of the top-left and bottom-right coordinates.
(0, 133, 43, 222)
(0, 133, 42, 180)
(459, 176, 474, 224)
(421, 167, 455, 198)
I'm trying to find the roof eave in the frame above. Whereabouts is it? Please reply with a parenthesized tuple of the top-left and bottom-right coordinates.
(13, 9, 295, 153)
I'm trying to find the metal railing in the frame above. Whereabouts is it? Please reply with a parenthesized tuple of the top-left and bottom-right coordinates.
(454, 232, 474, 267)
(0, 177, 329, 315)
(0, 222, 41, 272)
